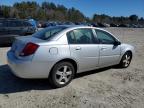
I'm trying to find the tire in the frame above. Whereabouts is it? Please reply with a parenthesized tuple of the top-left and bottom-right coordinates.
(119, 51, 132, 68)
(49, 62, 75, 88)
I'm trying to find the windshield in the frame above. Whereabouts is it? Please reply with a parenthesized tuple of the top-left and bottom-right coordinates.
(33, 26, 67, 40)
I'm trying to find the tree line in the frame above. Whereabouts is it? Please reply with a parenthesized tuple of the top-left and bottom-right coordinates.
(0, 1, 143, 25)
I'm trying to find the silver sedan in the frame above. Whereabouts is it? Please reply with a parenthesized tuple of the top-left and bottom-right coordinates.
(7, 25, 135, 88)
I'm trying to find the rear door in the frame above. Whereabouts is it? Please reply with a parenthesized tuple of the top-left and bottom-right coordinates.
(67, 28, 99, 72)
(95, 29, 121, 67)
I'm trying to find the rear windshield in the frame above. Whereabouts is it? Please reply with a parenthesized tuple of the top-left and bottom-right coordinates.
(33, 26, 67, 40)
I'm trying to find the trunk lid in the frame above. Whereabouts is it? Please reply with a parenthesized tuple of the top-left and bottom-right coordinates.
(11, 36, 45, 59)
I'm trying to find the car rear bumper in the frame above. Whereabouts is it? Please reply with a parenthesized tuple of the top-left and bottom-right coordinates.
(7, 51, 53, 79)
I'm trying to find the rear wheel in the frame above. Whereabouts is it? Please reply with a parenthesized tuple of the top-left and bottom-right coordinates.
(119, 52, 132, 68)
(49, 62, 75, 88)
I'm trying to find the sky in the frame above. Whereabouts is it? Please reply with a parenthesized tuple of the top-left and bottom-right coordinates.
(0, 0, 144, 18)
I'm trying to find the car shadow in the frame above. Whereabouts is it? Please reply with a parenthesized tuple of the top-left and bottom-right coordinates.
(75, 66, 113, 79)
(0, 64, 114, 94)
(0, 64, 52, 94)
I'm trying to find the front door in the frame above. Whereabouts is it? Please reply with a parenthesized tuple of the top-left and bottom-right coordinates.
(95, 29, 121, 67)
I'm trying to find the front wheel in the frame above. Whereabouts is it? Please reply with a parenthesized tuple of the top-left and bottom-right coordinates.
(119, 52, 132, 68)
(49, 62, 75, 88)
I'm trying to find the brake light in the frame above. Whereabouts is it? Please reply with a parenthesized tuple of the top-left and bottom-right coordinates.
(19, 42, 39, 56)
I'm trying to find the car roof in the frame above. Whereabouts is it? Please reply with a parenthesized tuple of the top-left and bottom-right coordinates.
(56, 25, 120, 42)
(51, 25, 108, 40)
(57, 24, 92, 28)
(54, 25, 107, 32)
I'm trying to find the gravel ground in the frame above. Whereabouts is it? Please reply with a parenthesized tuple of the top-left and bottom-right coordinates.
(0, 27, 144, 108)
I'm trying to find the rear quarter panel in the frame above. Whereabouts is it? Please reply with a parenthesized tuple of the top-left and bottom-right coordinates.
(32, 44, 71, 77)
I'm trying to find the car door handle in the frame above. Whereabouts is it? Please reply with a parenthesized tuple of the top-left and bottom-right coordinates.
(101, 47, 107, 50)
(75, 47, 81, 50)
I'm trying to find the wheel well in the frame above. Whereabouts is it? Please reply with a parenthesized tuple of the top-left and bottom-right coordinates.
(50, 58, 78, 76)
(126, 50, 132, 58)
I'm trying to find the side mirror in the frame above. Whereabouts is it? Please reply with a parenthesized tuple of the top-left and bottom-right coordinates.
(113, 41, 121, 46)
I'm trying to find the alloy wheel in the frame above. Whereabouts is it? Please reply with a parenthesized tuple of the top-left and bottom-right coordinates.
(122, 53, 131, 67)
(55, 65, 72, 85)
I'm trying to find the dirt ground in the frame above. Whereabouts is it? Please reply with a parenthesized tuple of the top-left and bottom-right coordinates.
(0, 27, 144, 108)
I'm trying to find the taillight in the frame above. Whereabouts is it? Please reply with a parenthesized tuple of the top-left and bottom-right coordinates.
(19, 42, 39, 56)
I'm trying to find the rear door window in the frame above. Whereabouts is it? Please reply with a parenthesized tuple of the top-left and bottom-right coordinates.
(67, 31, 76, 44)
(67, 28, 96, 44)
